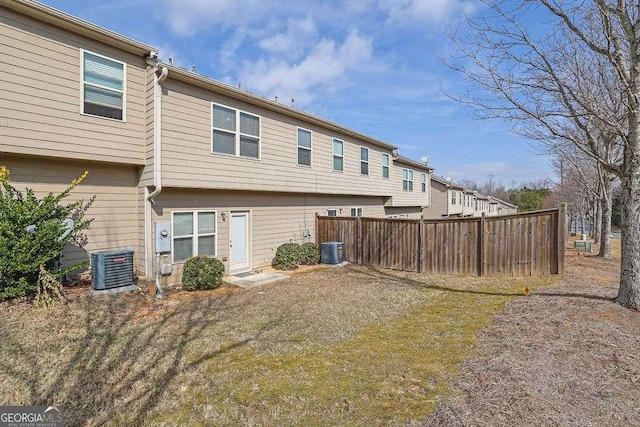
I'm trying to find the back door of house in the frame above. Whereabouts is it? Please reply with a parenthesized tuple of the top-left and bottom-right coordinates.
(230, 211, 250, 272)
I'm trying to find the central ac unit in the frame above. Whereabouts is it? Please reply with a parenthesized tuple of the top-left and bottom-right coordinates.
(91, 248, 134, 290)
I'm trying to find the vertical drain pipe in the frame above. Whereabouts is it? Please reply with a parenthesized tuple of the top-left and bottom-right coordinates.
(146, 61, 169, 297)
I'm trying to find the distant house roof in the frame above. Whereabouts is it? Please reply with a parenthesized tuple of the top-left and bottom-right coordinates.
(392, 155, 434, 173)
(431, 175, 464, 190)
(489, 196, 518, 209)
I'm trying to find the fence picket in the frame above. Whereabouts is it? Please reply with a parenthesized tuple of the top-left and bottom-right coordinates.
(313, 208, 565, 277)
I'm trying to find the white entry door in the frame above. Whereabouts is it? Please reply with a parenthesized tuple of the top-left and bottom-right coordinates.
(230, 212, 250, 272)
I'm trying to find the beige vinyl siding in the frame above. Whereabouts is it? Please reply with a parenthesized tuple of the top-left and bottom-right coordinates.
(422, 181, 449, 219)
(3, 154, 140, 273)
(448, 187, 464, 216)
(384, 207, 423, 219)
(388, 162, 431, 208)
(462, 193, 475, 216)
(160, 78, 406, 198)
(151, 189, 385, 284)
(0, 8, 147, 165)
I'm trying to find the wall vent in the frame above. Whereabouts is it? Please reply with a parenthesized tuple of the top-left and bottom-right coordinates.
(91, 249, 134, 290)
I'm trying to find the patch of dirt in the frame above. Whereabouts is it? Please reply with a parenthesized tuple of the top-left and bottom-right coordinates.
(425, 243, 640, 427)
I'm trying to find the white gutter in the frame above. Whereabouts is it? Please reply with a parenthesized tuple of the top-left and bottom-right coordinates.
(144, 62, 168, 275)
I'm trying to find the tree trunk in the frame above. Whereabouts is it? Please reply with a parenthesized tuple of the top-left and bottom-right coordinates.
(594, 198, 602, 244)
(616, 104, 640, 310)
(599, 177, 612, 259)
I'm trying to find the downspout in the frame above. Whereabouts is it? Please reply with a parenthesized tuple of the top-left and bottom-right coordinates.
(148, 64, 169, 202)
(143, 61, 168, 289)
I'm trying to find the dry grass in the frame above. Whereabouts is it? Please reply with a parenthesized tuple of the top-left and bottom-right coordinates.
(426, 239, 640, 427)
(0, 265, 547, 426)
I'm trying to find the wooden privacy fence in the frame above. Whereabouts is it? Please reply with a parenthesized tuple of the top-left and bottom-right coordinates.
(316, 206, 567, 277)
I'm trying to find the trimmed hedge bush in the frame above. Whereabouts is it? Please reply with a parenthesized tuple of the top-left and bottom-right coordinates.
(300, 242, 320, 265)
(273, 243, 302, 270)
(182, 256, 225, 291)
(273, 242, 321, 270)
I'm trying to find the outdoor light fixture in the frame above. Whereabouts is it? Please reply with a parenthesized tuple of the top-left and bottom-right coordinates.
(221, 212, 227, 221)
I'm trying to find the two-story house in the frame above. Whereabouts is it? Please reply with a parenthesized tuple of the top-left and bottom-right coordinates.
(422, 175, 466, 219)
(1, 0, 432, 281)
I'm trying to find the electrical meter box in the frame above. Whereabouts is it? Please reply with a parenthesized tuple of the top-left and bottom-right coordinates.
(155, 222, 171, 254)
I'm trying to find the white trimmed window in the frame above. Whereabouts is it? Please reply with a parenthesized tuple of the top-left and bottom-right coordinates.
(297, 128, 312, 166)
(333, 138, 344, 171)
(82, 51, 125, 120)
(360, 147, 369, 175)
(350, 207, 363, 217)
(452, 191, 457, 205)
(382, 153, 390, 178)
(172, 211, 216, 263)
(421, 173, 427, 192)
(402, 169, 414, 191)
(212, 103, 260, 159)
(326, 208, 338, 217)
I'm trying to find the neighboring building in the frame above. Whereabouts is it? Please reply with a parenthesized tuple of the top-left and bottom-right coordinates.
(422, 176, 465, 219)
(0, 0, 432, 282)
(490, 196, 518, 215)
(474, 194, 490, 217)
(462, 189, 475, 217)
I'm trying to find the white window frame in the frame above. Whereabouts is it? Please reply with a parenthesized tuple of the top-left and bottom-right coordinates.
(171, 210, 217, 263)
(326, 208, 338, 217)
(360, 146, 369, 175)
(211, 103, 261, 159)
(402, 169, 414, 191)
(382, 153, 390, 178)
(297, 127, 312, 166)
(333, 138, 344, 172)
(452, 191, 457, 205)
(80, 49, 126, 121)
(350, 207, 363, 217)
(421, 173, 427, 192)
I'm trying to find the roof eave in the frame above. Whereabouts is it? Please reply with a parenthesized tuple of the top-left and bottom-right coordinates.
(1, 0, 157, 56)
(163, 64, 399, 152)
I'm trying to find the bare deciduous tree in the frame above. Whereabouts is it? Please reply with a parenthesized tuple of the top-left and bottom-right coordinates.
(444, 1, 639, 309)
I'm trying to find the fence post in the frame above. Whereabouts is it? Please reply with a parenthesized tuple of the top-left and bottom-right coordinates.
(417, 219, 423, 273)
(557, 203, 567, 274)
(356, 216, 363, 265)
(478, 213, 486, 277)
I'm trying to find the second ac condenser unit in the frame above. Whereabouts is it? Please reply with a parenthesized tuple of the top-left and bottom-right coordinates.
(320, 242, 344, 265)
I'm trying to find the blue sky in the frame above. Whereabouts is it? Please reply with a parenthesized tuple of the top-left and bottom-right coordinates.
(42, 0, 552, 185)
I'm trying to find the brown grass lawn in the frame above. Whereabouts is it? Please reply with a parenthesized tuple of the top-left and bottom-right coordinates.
(426, 239, 640, 426)
(0, 240, 637, 426)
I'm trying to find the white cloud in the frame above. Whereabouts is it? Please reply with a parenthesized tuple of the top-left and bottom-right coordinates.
(379, 0, 476, 26)
(238, 31, 373, 107)
(258, 17, 318, 60)
(162, 0, 271, 36)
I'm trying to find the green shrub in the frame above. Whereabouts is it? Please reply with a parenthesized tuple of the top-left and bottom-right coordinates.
(182, 256, 225, 291)
(300, 242, 320, 265)
(0, 166, 92, 301)
(273, 243, 302, 270)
